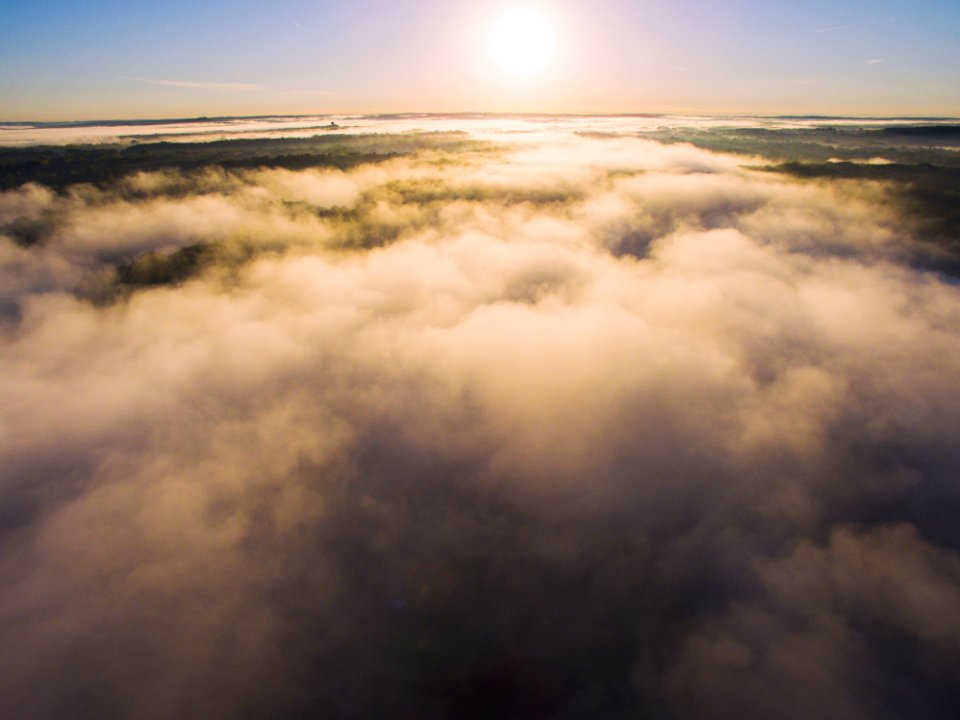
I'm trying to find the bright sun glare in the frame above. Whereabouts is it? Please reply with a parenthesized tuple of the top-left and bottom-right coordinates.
(489, 8, 556, 77)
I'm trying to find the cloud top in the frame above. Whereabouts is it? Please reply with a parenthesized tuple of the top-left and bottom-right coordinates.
(1, 128, 959, 719)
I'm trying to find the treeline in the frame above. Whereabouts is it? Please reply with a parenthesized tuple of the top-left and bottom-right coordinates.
(635, 126, 960, 165)
(771, 161, 960, 267)
(0, 132, 477, 191)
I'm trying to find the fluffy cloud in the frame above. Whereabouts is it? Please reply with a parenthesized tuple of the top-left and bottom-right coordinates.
(1, 130, 959, 719)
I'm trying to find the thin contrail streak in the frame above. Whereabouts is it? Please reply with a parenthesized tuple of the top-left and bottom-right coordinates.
(814, 19, 895, 34)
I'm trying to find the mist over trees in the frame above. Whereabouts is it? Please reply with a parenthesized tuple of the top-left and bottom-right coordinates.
(1, 119, 959, 720)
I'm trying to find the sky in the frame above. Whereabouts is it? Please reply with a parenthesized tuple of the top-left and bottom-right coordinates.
(1, 1, 959, 123)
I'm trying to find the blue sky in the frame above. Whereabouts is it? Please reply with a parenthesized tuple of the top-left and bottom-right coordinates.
(1, 0, 958, 119)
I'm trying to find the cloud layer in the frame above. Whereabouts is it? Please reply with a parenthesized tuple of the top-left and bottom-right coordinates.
(1, 130, 959, 719)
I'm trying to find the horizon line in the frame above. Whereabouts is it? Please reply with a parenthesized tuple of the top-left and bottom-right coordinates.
(4, 111, 960, 126)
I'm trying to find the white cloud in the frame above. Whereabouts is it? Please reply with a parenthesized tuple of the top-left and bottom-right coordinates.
(1, 128, 959, 719)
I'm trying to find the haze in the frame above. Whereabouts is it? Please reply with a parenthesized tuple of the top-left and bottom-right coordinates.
(1, 2, 960, 720)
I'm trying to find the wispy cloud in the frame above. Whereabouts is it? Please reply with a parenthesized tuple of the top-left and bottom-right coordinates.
(273, 89, 344, 97)
(814, 18, 895, 34)
(760, 77, 822, 87)
(127, 77, 263, 92)
(866, 58, 885, 65)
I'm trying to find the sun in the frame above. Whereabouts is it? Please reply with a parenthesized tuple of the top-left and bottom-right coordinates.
(489, 8, 556, 78)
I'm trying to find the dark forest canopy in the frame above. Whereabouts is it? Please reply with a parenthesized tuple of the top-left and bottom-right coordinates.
(0, 132, 479, 191)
